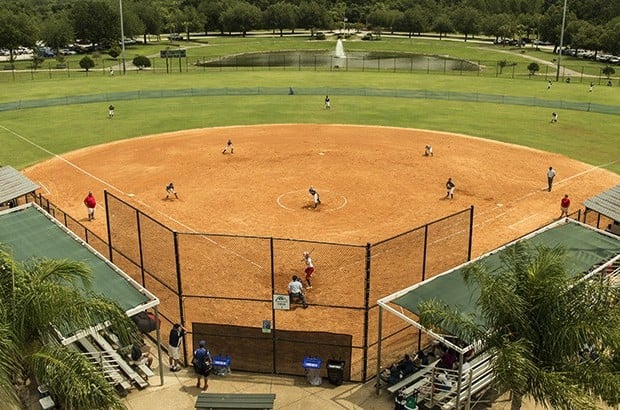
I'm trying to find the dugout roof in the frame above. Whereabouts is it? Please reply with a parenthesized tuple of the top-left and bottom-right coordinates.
(584, 184, 620, 223)
(378, 218, 620, 353)
(0, 165, 39, 204)
(0, 203, 159, 317)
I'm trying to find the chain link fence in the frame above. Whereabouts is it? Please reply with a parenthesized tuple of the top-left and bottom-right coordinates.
(1, 85, 618, 115)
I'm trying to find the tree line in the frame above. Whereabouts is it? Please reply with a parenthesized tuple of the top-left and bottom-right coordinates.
(0, 0, 619, 60)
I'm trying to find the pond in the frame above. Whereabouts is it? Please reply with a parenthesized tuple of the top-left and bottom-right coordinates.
(196, 51, 479, 73)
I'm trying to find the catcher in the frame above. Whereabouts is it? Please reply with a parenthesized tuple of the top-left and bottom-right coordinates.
(309, 186, 321, 209)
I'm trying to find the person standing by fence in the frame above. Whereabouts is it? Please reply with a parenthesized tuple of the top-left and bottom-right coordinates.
(193, 340, 212, 391)
(560, 194, 571, 218)
(83, 192, 97, 221)
(168, 323, 186, 372)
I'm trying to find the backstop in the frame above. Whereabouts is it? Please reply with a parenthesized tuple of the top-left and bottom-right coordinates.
(102, 190, 473, 382)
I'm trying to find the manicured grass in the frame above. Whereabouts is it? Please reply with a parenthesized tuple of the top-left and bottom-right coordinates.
(0, 37, 618, 174)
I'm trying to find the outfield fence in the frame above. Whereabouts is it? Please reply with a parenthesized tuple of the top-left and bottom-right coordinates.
(1, 54, 618, 84)
(1, 86, 619, 116)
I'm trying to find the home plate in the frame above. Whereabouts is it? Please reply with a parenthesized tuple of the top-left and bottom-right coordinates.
(128, 193, 135, 197)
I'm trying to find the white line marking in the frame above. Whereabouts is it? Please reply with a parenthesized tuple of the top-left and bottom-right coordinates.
(131, 198, 264, 270)
(277, 189, 347, 212)
(508, 213, 539, 229)
(0, 125, 126, 196)
(38, 181, 51, 195)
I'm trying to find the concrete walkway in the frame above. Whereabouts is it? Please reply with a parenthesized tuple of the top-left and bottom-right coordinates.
(122, 366, 396, 410)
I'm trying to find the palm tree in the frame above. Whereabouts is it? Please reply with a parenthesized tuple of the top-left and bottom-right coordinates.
(0, 245, 139, 409)
(418, 243, 620, 410)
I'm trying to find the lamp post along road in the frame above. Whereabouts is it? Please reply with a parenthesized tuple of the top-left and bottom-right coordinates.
(555, 0, 568, 82)
(119, 0, 127, 74)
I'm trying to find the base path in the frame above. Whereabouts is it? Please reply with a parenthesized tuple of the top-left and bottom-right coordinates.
(24, 124, 619, 256)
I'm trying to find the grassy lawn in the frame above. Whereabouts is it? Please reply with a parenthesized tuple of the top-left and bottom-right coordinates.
(0, 36, 618, 174)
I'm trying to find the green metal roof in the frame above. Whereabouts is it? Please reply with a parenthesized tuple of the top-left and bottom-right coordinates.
(391, 221, 620, 323)
(0, 166, 39, 204)
(584, 184, 620, 223)
(0, 204, 158, 314)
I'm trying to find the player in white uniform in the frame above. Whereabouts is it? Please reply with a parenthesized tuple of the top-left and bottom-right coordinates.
(222, 139, 234, 154)
(424, 145, 433, 156)
(309, 186, 321, 209)
(303, 252, 315, 289)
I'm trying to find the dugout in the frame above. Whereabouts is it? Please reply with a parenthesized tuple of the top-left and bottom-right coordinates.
(583, 184, 620, 234)
(0, 203, 162, 388)
(376, 218, 620, 409)
(0, 165, 39, 209)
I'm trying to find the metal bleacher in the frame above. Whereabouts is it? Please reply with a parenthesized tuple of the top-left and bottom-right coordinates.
(388, 352, 495, 410)
(70, 329, 150, 391)
(418, 352, 495, 410)
(71, 336, 133, 392)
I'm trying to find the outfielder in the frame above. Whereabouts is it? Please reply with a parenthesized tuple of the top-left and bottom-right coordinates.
(309, 186, 321, 209)
(302, 251, 315, 289)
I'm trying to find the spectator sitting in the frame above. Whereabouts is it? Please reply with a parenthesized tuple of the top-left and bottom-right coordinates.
(431, 341, 446, 361)
(434, 370, 453, 391)
(383, 354, 417, 385)
(130, 340, 153, 368)
(439, 348, 458, 370)
(415, 350, 430, 367)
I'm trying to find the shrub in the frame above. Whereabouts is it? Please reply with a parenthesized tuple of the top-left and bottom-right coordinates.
(132, 55, 151, 69)
(602, 66, 615, 78)
(108, 46, 121, 59)
(79, 56, 95, 71)
(527, 62, 540, 75)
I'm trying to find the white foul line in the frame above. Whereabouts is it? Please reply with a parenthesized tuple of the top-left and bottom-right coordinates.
(0, 125, 126, 196)
(1, 124, 263, 270)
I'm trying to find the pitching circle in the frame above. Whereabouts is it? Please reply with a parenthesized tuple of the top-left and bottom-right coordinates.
(276, 189, 347, 212)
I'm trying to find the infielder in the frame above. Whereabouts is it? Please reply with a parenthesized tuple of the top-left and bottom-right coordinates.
(165, 182, 179, 200)
(302, 251, 315, 289)
(309, 186, 321, 209)
(445, 178, 455, 199)
(424, 145, 433, 156)
(222, 139, 234, 154)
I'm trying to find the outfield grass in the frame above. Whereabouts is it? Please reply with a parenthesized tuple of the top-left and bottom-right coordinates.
(0, 37, 618, 174)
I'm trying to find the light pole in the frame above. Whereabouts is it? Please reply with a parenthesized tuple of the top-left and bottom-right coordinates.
(119, 0, 127, 74)
(555, 0, 568, 81)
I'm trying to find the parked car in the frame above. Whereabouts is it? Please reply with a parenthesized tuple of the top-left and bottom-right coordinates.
(38, 47, 56, 58)
(168, 34, 183, 41)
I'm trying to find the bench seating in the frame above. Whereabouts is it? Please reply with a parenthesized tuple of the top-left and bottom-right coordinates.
(73, 338, 132, 391)
(88, 331, 148, 389)
(128, 359, 155, 379)
(386, 359, 440, 394)
(195, 393, 276, 409)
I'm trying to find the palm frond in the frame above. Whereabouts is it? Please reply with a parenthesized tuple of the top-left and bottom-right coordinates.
(30, 345, 125, 410)
(0, 322, 22, 407)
